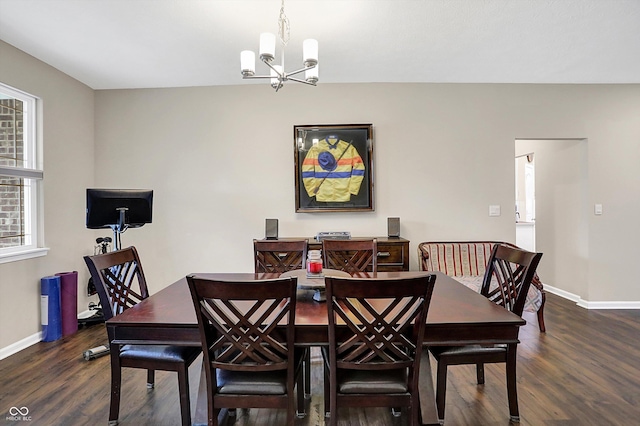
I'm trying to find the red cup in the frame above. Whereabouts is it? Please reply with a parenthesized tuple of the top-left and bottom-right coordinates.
(308, 260, 322, 274)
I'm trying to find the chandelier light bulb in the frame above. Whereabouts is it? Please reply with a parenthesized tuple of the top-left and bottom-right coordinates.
(259, 33, 276, 62)
(305, 63, 318, 84)
(303, 39, 318, 67)
(240, 50, 256, 76)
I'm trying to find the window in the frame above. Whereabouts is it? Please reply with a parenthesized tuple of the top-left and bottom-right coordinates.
(0, 83, 46, 263)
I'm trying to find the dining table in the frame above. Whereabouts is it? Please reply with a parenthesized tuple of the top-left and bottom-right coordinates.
(105, 270, 526, 426)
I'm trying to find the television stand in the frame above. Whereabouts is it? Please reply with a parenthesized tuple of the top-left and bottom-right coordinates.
(108, 207, 130, 250)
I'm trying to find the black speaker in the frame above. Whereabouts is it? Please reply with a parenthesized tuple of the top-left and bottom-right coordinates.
(265, 218, 278, 240)
(387, 217, 400, 238)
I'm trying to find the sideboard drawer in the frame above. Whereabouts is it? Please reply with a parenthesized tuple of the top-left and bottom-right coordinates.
(377, 239, 409, 271)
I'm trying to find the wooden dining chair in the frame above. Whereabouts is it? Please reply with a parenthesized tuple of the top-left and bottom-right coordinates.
(323, 274, 437, 426)
(252, 238, 311, 401)
(428, 244, 543, 423)
(186, 275, 305, 426)
(84, 246, 201, 426)
(322, 238, 377, 276)
(253, 239, 307, 274)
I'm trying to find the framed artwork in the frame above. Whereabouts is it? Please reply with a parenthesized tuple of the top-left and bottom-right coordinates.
(294, 124, 374, 213)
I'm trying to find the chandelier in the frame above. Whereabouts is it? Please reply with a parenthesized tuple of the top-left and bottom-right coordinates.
(240, 0, 318, 91)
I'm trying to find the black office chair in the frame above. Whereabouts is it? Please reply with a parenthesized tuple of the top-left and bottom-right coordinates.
(428, 244, 543, 422)
(84, 246, 201, 426)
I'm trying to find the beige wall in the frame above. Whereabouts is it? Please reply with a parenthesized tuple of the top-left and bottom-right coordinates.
(0, 41, 95, 350)
(2, 38, 640, 352)
(93, 84, 640, 303)
(93, 84, 522, 291)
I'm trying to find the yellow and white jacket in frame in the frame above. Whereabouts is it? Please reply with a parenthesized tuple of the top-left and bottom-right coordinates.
(301, 136, 365, 202)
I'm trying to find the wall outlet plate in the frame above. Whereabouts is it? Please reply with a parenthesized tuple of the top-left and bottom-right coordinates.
(489, 205, 501, 217)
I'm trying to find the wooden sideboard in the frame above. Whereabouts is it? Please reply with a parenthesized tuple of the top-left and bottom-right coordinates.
(271, 237, 410, 272)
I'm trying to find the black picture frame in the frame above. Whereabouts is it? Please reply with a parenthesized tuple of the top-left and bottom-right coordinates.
(294, 124, 374, 213)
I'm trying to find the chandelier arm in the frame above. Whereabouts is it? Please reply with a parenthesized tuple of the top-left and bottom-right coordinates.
(242, 75, 274, 80)
(261, 58, 285, 78)
(287, 76, 317, 86)
(284, 65, 316, 78)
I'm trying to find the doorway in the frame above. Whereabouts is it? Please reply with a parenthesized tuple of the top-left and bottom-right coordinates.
(515, 154, 535, 251)
(514, 138, 588, 296)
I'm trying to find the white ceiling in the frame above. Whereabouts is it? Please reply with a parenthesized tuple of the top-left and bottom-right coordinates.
(1, 0, 639, 90)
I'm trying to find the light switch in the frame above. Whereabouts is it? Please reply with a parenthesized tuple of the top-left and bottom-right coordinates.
(594, 204, 603, 215)
(489, 205, 501, 217)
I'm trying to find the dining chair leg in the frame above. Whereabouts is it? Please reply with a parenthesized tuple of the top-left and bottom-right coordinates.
(296, 360, 306, 418)
(287, 377, 296, 426)
(323, 361, 330, 417)
(329, 387, 338, 426)
(108, 349, 122, 425)
(537, 293, 547, 332)
(177, 367, 192, 426)
(506, 344, 520, 422)
(304, 350, 311, 397)
(146, 369, 155, 389)
(410, 396, 420, 426)
(206, 382, 217, 426)
(435, 360, 448, 422)
(476, 362, 485, 384)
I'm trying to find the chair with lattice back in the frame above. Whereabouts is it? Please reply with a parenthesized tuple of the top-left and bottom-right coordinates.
(323, 274, 437, 426)
(84, 246, 201, 426)
(187, 275, 305, 426)
(254, 239, 308, 274)
(253, 238, 312, 400)
(428, 244, 543, 423)
(322, 238, 377, 276)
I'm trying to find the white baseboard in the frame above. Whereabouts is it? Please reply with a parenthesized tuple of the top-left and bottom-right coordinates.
(577, 300, 640, 309)
(76, 308, 96, 320)
(0, 309, 95, 361)
(544, 284, 581, 303)
(0, 331, 42, 361)
(544, 284, 640, 309)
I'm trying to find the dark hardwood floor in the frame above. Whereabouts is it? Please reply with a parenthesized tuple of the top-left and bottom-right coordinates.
(2, 292, 640, 425)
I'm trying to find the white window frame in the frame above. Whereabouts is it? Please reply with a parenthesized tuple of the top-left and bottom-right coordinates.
(0, 83, 48, 264)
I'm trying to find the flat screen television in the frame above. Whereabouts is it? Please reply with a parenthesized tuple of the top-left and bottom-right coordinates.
(86, 188, 153, 229)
